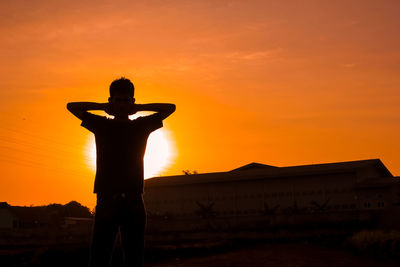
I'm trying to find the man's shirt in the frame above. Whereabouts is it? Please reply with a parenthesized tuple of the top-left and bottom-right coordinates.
(81, 112, 163, 194)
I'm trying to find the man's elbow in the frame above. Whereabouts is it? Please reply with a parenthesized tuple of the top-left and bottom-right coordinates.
(169, 104, 176, 113)
(66, 103, 73, 111)
(166, 104, 176, 116)
(159, 105, 176, 120)
(66, 103, 84, 119)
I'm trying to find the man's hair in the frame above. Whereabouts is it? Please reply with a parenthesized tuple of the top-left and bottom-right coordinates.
(109, 77, 135, 98)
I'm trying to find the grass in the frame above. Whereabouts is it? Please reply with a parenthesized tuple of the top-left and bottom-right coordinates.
(344, 230, 400, 260)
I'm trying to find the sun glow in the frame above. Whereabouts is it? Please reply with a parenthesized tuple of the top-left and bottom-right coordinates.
(144, 129, 174, 178)
(84, 128, 174, 179)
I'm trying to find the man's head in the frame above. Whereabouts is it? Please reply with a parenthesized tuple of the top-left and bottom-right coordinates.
(109, 77, 135, 99)
(108, 77, 135, 117)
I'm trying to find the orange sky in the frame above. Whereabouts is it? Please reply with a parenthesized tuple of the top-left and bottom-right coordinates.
(1, 1, 399, 209)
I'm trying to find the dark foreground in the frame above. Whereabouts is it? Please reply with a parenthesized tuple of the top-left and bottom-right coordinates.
(2, 241, 396, 267)
(148, 242, 396, 267)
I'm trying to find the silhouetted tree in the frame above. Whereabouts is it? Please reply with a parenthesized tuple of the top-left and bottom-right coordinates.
(262, 202, 280, 216)
(65, 201, 92, 217)
(195, 200, 215, 219)
(285, 200, 305, 215)
(310, 199, 330, 213)
(182, 170, 198, 175)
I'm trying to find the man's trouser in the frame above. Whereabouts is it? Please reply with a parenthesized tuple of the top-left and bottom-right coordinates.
(88, 193, 146, 267)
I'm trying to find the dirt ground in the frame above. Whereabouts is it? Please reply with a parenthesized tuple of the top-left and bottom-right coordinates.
(147, 243, 397, 267)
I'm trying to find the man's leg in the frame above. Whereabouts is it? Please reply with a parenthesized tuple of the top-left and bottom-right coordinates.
(88, 195, 119, 267)
(119, 194, 146, 267)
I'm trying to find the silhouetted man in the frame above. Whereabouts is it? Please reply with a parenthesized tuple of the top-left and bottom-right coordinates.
(67, 78, 175, 267)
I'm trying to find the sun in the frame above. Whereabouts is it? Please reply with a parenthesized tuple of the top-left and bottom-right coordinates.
(144, 129, 174, 178)
(84, 128, 174, 178)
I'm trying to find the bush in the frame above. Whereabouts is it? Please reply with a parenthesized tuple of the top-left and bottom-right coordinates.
(344, 230, 400, 260)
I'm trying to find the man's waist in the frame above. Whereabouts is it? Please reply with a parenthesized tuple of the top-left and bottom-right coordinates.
(93, 174, 143, 194)
(97, 192, 143, 200)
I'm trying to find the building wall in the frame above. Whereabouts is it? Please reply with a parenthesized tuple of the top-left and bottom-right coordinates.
(356, 165, 385, 181)
(0, 209, 15, 229)
(144, 164, 399, 233)
(356, 187, 390, 210)
(144, 171, 364, 218)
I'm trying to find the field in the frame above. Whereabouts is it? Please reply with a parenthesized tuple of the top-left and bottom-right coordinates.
(2, 230, 400, 266)
(1, 241, 396, 267)
(148, 242, 396, 267)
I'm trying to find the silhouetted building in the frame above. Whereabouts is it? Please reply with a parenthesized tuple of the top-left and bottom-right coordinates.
(0, 203, 17, 229)
(143, 159, 400, 233)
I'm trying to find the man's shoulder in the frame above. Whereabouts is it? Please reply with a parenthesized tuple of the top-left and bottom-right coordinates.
(80, 112, 109, 132)
(133, 113, 163, 132)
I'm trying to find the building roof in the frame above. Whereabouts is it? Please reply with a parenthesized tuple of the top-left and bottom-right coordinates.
(144, 159, 393, 188)
(229, 162, 278, 172)
(64, 217, 93, 222)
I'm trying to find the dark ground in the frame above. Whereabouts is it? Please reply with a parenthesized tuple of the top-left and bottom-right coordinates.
(1, 239, 398, 266)
(146, 242, 396, 267)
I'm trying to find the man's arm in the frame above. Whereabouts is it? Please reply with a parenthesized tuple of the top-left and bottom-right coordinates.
(66, 102, 108, 120)
(135, 103, 176, 120)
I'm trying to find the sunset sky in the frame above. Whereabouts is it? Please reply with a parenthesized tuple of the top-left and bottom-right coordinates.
(1, 1, 399, 209)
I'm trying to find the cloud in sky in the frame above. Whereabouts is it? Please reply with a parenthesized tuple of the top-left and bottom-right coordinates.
(0, 0, 399, 207)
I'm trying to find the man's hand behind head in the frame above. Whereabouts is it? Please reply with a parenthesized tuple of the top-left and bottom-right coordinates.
(104, 103, 116, 116)
(105, 102, 140, 117)
(127, 103, 140, 116)
(107, 93, 137, 117)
